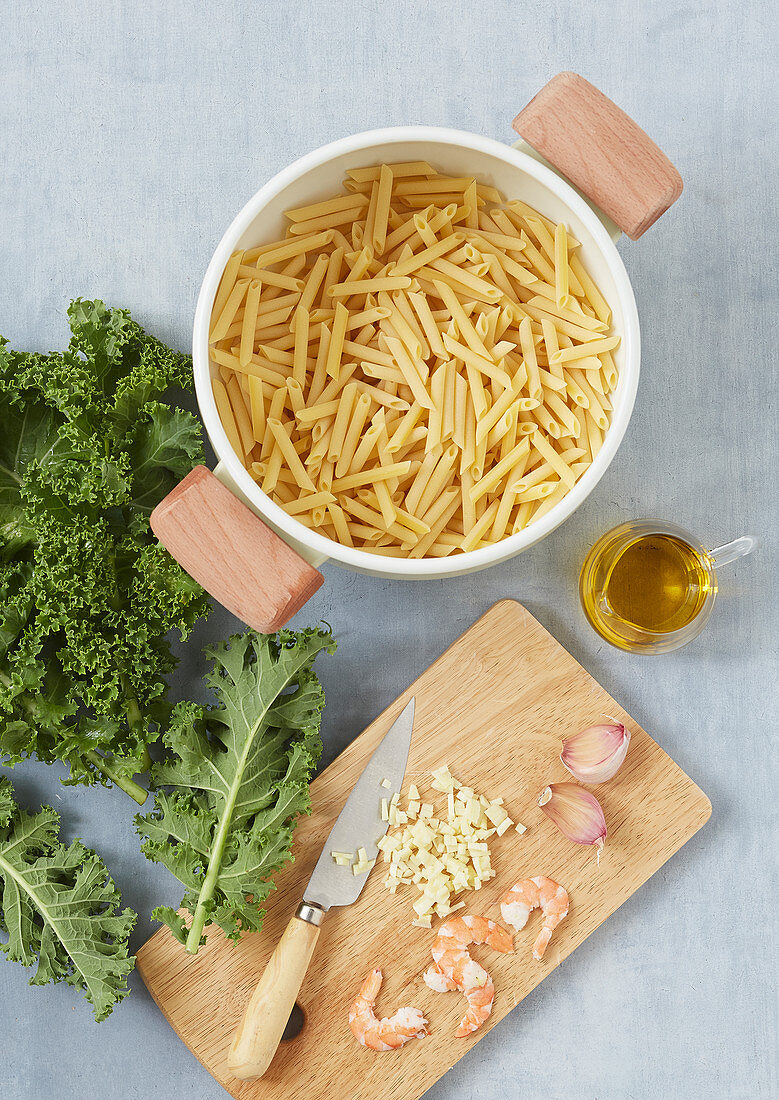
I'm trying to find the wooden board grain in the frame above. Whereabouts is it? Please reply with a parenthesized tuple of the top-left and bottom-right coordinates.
(137, 600, 711, 1099)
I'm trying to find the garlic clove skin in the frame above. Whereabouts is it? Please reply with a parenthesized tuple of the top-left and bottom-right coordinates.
(560, 722, 630, 785)
(538, 783, 607, 849)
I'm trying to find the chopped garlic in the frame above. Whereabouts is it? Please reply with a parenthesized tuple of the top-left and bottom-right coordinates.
(515, 821, 527, 834)
(381, 797, 389, 821)
(378, 766, 521, 926)
(486, 804, 509, 826)
(380, 778, 392, 789)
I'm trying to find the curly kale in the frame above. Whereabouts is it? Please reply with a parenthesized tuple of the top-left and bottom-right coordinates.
(0, 300, 210, 802)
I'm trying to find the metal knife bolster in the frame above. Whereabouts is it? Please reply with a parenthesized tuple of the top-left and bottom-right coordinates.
(296, 901, 325, 926)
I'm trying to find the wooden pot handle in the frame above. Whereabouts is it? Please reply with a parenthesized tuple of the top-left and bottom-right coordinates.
(150, 466, 324, 632)
(513, 72, 683, 239)
(228, 909, 321, 1080)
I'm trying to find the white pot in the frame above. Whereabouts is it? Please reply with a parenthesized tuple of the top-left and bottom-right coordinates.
(154, 75, 681, 626)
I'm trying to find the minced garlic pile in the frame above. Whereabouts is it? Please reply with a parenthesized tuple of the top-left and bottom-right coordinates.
(376, 765, 525, 927)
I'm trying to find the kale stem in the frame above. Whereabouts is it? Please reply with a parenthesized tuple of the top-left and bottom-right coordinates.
(84, 750, 148, 805)
(119, 677, 151, 773)
(138, 744, 152, 773)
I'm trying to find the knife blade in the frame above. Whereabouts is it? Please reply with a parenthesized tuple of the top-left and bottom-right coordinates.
(303, 695, 415, 911)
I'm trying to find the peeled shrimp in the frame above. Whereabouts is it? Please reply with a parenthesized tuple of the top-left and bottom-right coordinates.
(423, 915, 513, 1037)
(349, 968, 428, 1051)
(500, 876, 569, 960)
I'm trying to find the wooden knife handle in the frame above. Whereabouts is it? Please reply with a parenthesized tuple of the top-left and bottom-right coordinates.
(227, 907, 322, 1080)
(150, 466, 324, 633)
(513, 72, 683, 239)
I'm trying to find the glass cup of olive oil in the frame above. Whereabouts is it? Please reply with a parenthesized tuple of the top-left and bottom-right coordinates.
(579, 520, 757, 654)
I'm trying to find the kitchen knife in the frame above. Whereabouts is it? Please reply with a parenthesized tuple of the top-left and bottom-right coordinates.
(227, 697, 415, 1080)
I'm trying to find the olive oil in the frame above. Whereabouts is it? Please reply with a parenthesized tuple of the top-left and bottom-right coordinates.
(602, 534, 713, 633)
(579, 522, 719, 653)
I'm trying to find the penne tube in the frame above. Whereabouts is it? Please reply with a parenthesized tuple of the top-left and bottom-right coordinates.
(212, 378, 244, 459)
(282, 490, 337, 514)
(415, 443, 458, 516)
(554, 224, 570, 308)
(248, 375, 266, 443)
(325, 302, 350, 379)
(347, 161, 435, 182)
(529, 429, 577, 488)
(242, 268, 304, 292)
(298, 254, 331, 312)
(244, 230, 335, 267)
(429, 257, 502, 301)
(387, 401, 424, 452)
(326, 381, 359, 462)
(426, 364, 446, 452)
(551, 335, 621, 364)
(285, 376, 305, 416)
(371, 163, 393, 255)
(267, 419, 317, 491)
(391, 233, 464, 278)
(407, 489, 461, 558)
(291, 305, 310, 385)
(469, 438, 530, 503)
(326, 501, 354, 546)
(285, 192, 370, 224)
(239, 280, 262, 367)
(353, 380, 409, 410)
(330, 461, 412, 493)
(211, 348, 288, 388)
(569, 253, 612, 325)
(377, 294, 424, 362)
(406, 290, 447, 358)
(210, 279, 249, 343)
(348, 410, 384, 474)
(461, 498, 501, 553)
(392, 291, 430, 360)
(334, 392, 372, 477)
(381, 335, 434, 411)
(287, 204, 369, 235)
(211, 252, 243, 330)
(443, 335, 512, 390)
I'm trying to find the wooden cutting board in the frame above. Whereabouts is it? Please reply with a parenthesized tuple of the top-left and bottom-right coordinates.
(137, 600, 711, 1099)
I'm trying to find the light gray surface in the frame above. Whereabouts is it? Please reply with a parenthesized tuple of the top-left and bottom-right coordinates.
(0, 1, 777, 1098)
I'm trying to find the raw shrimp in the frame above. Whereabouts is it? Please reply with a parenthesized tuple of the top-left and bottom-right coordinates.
(349, 968, 428, 1051)
(423, 915, 513, 1037)
(500, 876, 569, 960)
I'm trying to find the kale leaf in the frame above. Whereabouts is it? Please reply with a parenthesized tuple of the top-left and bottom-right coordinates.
(0, 776, 136, 1020)
(137, 627, 334, 953)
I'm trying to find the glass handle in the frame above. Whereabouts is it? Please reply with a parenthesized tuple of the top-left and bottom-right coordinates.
(708, 535, 759, 568)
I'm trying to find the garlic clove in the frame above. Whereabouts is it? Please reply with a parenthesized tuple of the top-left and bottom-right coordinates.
(560, 722, 630, 784)
(538, 783, 607, 850)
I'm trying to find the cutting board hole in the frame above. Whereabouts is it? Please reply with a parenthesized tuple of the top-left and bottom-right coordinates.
(281, 1002, 305, 1041)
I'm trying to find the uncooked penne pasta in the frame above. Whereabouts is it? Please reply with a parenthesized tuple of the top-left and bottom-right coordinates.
(209, 161, 618, 555)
